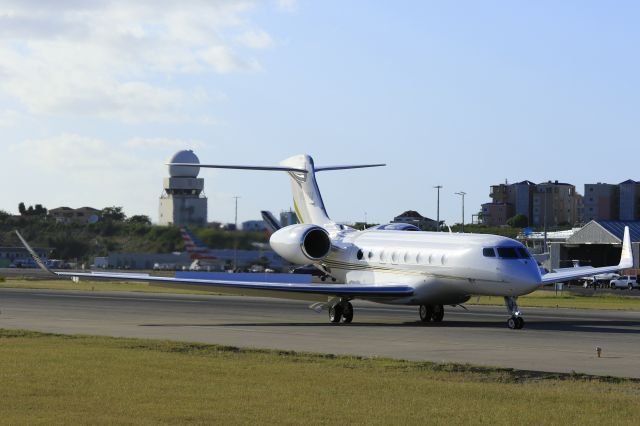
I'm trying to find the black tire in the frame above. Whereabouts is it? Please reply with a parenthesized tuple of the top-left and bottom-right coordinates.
(431, 304, 444, 322)
(516, 317, 525, 329)
(507, 317, 517, 329)
(419, 305, 433, 322)
(329, 305, 343, 323)
(341, 302, 354, 323)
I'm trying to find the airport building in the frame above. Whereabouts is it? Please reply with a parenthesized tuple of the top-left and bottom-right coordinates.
(582, 180, 640, 222)
(0, 246, 49, 268)
(101, 249, 288, 271)
(280, 210, 298, 227)
(392, 211, 438, 231)
(548, 220, 640, 272)
(159, 150, 208, 227)
(49, 206, 101, 224)
(482, 180, 582, 227)
(583, 183, 619, 222)
(242, 220, 267, 232)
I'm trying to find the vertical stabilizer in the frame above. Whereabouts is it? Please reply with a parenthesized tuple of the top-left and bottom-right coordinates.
(279, 155, 333, 226)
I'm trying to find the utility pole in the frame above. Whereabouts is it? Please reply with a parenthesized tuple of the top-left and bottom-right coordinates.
(434, 185, 442, 231)
(543, 187, 548, 252)
(455, 191, 466, 232)
(233, 196, 240, 271)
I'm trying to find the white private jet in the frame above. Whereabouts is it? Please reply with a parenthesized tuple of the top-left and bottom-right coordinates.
(16, 154, 633, 329)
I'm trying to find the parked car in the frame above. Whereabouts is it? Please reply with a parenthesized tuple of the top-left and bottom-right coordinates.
(609, 275, 639, 290)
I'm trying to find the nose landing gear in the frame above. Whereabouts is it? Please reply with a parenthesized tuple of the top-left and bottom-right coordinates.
(504, 296, 525, 329)
(419, 304, 444, 323)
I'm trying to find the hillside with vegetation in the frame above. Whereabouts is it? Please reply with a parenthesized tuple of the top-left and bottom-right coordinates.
(0, 207, 267, 262)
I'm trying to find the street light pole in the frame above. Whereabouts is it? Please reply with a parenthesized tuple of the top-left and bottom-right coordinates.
(455, 191, 466, 232)
(434, 185, 442, 231)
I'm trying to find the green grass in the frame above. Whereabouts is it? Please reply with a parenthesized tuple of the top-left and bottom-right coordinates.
(0, 278, 213, 295)
(470, 290, 640, 311)
(1, 329, 639, 425)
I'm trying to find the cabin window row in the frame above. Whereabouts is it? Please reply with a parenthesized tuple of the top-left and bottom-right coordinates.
(356, 249, 447, 265)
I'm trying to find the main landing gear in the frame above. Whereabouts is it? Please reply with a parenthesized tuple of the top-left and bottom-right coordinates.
(419, 304, 444, 323)
(504, 296, 525, 329)
(329, 300, 354, 324)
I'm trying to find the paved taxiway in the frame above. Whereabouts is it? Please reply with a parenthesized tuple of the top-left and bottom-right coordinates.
(1, 288, 639, 378)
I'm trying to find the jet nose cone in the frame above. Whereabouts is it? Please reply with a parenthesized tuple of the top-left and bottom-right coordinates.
(500, 261, 541, 293)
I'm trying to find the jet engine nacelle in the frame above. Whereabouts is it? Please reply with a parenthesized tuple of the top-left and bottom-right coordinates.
(269, 224, 331, 265)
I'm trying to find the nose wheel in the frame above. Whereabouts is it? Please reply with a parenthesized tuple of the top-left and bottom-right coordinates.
(507, 316, 525, 329)
(504, 296, 525, 329)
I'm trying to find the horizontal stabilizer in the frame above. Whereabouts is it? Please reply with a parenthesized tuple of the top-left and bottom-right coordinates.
(168, 162, 386, 173)
(315, 164, 386, 172)
(169, 163, 307, 173)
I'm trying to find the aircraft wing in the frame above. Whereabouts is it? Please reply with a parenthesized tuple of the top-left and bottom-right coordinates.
(14, 231, 413, 299)
(57, 271, 414, 297)
(540, 226, 633, 285)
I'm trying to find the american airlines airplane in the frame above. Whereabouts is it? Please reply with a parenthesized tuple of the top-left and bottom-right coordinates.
(16, 154, 633, 329)
(180, 226, 218, 262)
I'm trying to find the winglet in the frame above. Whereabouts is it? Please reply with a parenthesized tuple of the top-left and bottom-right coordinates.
(14, 230, 55, 275)
(618, 226, 633, 269)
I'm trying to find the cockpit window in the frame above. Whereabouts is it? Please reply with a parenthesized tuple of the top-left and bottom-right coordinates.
(482, 248, 496, 257)
(516, 248, 531, 259)
(496, 247, 519, 259)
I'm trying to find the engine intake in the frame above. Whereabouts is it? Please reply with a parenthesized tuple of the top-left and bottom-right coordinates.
(270, 224, 331, 265)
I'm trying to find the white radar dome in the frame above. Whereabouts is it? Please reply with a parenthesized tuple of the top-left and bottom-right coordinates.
(168, 150, 200, 178)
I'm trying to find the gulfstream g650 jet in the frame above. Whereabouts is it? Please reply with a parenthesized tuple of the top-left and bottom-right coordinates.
(17, 154, 633, 329)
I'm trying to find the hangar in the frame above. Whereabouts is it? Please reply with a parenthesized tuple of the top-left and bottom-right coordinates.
(549, 220, 640, 273)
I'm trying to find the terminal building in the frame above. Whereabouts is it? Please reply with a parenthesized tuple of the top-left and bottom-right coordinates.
(159, 150, 208, 227)
(548, 220, 640, 273)
(482, 180, 582, 227)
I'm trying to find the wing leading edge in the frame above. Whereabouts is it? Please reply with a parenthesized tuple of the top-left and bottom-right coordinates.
(540, 226, 634, 285)
(14, 231, 413, 299)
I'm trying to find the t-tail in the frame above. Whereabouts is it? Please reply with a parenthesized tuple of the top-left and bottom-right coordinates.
(279, 155, 331, 225)
(170, 154, 385, 227)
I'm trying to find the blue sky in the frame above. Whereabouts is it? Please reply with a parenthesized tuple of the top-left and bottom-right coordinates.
(1, 1, 639, 226)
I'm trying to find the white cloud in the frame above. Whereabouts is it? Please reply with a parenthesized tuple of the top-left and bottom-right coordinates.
(276, 0, 297, 13)
(237, 30, 274, 49)
(0, 109, 20, 126)
(0, 1, 273, 123)
(199, 46, 261, 74)
(126, 137, 205, 151)
(7, 134, 204, 219)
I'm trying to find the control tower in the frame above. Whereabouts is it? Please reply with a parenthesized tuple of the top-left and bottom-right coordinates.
(159, 150, 208, 227)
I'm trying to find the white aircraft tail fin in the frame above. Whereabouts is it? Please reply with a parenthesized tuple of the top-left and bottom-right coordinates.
(279, 155, 331, 225)
(170, 154, 385, 226)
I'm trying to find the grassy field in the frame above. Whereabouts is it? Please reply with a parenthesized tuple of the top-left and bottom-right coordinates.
(0, 277, 212, 295)
(1, 329, 639, 425)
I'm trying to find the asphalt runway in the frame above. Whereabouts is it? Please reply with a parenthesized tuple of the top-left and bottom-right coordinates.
(1, 288, 639, 378)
